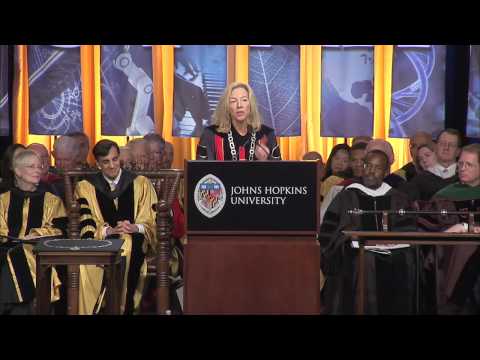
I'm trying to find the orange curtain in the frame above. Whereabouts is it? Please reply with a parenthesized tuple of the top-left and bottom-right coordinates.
(13, 45, 411, 171)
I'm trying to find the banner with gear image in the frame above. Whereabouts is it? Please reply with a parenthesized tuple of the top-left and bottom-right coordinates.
(173, 45, 227, 138)
(320, 45, 374, 137)
(28, 45, 84, 135)
(101, 45, 155, 136)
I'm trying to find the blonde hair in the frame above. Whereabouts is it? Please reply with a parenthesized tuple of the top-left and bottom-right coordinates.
(12, 150, 41, 171)
(212, 82, 263, 133)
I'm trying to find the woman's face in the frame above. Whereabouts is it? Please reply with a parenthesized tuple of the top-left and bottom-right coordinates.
(331, 149, 350, 175)
(417, 146, 437, 170)
(229, 87, 251, 123)
(16, 156, 42, 186)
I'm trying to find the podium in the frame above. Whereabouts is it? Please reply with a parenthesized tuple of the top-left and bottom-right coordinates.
(183, 161, 321, 314)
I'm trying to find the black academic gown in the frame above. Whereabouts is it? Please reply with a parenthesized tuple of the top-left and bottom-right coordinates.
(319, 183, 417, 315)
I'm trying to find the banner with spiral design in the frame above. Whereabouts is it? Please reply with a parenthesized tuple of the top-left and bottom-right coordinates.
(28, 45, 84, 135)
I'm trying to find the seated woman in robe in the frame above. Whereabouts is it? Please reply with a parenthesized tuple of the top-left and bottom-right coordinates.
(0, 150, 67, 315)
(320, 144, 352, 202)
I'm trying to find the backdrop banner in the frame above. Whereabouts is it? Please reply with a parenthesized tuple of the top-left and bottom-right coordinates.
(28, 45, 83, 135)
(249, 45, 301, 137)
(173, 45, 227, 138)
(101, 45, 155, 136)
(467, 45, 480, 138)
(0, 45, 9, 136)
(320, 45, 374, 138)
(389, 45, 446, 138)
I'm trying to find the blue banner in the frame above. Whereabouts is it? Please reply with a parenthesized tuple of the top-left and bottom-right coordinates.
(320, 45, 374, 137)
(0, 45, 9, 136)
(467, 45, 480, 138)
(249, 45, 301, 136)
(173, 45, 227, 137)
(101, 45, 155, 136)
(28, 45, 83, 135)
(389, 45, 446, 138)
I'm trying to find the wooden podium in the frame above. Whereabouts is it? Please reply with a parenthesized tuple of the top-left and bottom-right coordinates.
(183, 161, 321, 314)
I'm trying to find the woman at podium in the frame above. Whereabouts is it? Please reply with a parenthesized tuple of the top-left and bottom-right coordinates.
(0, 150, 67, 315)
(196, 82, 281, 161)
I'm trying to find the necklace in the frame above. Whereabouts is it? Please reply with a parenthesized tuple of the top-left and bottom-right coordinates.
(227, 130, 257, 161)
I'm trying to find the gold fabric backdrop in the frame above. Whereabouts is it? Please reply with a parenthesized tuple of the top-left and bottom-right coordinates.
(13, 45, 411, 170)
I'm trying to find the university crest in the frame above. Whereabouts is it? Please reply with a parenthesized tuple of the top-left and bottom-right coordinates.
(194, 174, 226, 218)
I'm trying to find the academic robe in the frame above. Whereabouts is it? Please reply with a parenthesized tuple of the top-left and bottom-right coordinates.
(196, 124, 281, 161)
(0, 187, 67, 314)
(74, 171, 158, 315)
(398, 170, 458, 202)
(432, 183, 480, 313)
(319, 182, 417, 315)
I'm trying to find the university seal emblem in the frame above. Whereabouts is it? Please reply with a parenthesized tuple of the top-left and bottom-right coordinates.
(194, 174, 226, 218)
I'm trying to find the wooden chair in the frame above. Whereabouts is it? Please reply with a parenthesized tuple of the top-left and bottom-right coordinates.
(61, 168, 183, 315)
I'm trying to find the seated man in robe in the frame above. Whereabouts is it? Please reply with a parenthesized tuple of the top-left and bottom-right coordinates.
(319, 150, 417, 314)
(429, 144, 480, 314)
(74, 140, 158, 315)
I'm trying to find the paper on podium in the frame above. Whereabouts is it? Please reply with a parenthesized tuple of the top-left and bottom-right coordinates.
(351, 241, 410, 255)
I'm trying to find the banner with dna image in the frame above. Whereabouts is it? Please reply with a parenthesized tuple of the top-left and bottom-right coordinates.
(320, 45, 374, 137)
(467, 45, 480, 138)
(173, 45, 227, 138)
(101, 45, 155, 136)
(0, 45, 9, 136)
(249, 45, 301, 137)
(389, 45, 446, 138)
(28, 45, 83, 135)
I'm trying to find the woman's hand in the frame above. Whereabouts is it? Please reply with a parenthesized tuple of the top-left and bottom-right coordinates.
(255, 139, 270, 160)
